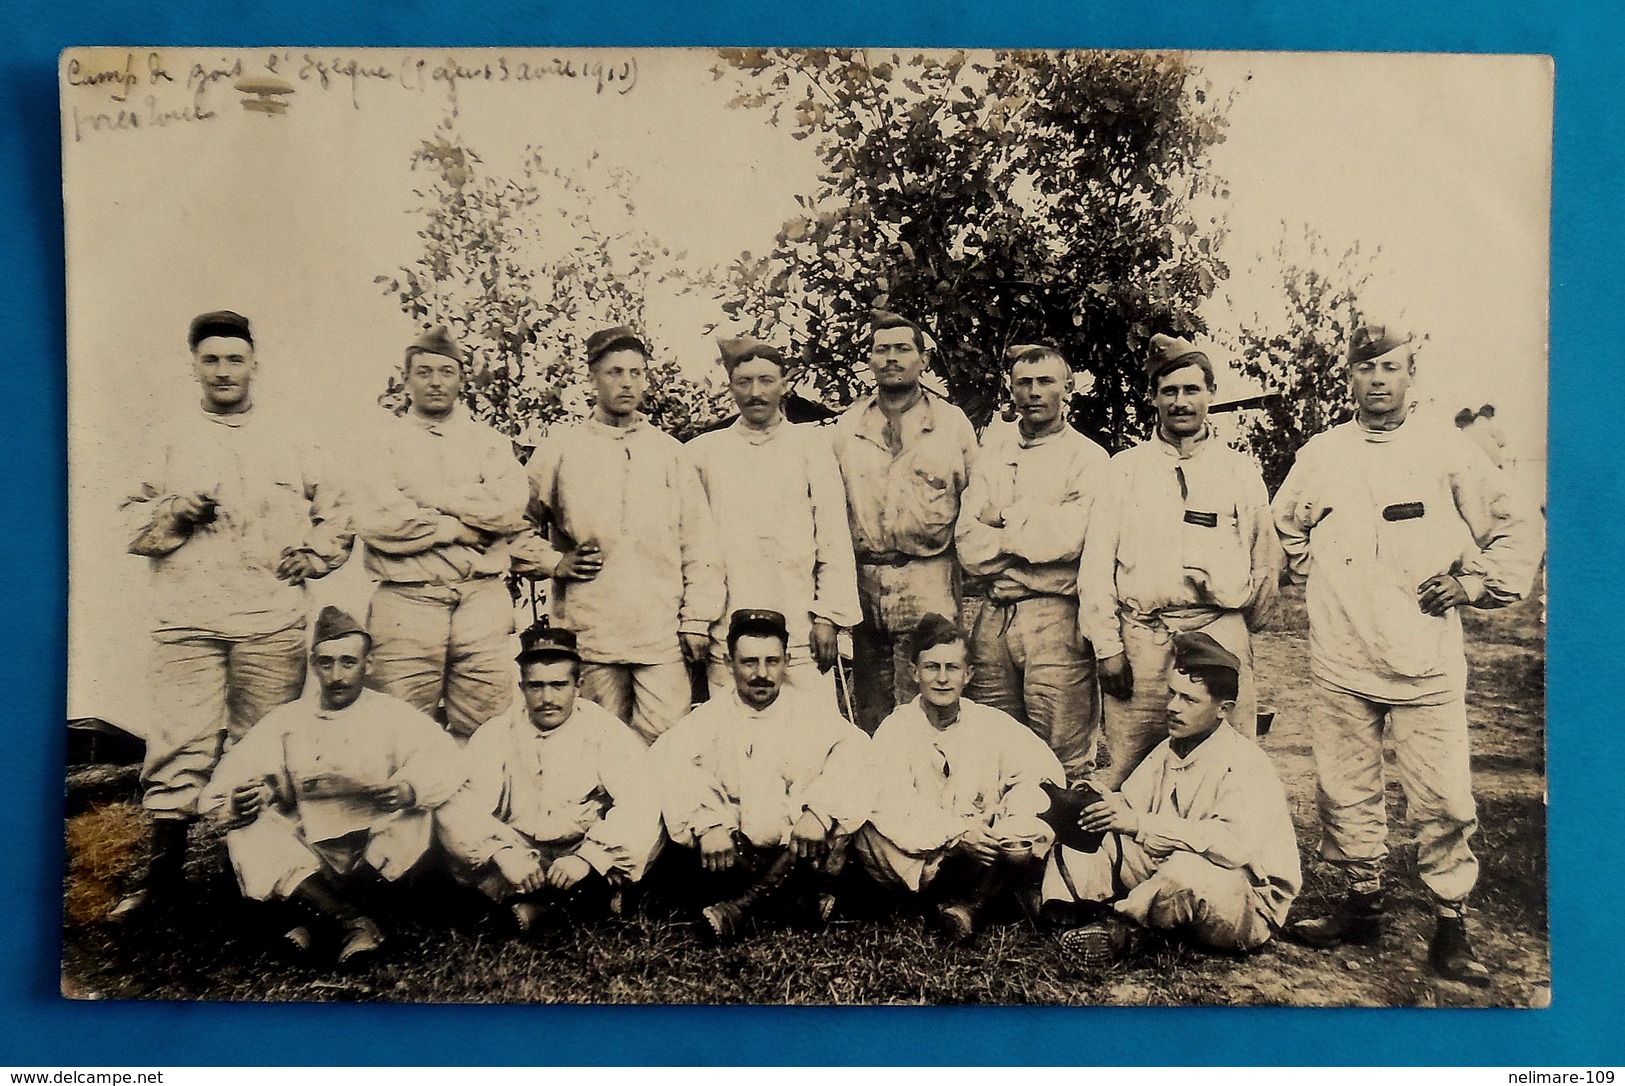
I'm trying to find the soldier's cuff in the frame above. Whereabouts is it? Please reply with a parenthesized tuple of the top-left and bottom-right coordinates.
(574, 841, 616, 877)
(1455, 574, 1488, 604)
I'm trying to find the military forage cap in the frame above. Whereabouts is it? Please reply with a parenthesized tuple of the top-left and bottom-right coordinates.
(516, 620, 580, 666)
(406, 325, 464, 365)
(585, 324, 648, 366)
(312, 605, 370, 647)
(1347, 323, 1413, 365)
(1171, 630, 1241, 680)
(717, 334, 787, 374)
(1145, 333, 1212, 381)
(728, 608, 789, 645)
(1038, 779, 1109, 853)
(188, 310, 253, 350)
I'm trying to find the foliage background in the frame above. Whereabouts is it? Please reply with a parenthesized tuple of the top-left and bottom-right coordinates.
(25, 2, 1597, 1069)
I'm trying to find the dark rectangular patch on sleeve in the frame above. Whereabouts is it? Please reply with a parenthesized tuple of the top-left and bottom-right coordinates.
(1382, 501, 1426, 522)
(1183, 510, 1219, 528)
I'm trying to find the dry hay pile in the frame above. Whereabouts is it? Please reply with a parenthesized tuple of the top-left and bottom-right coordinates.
(64, 802, 146, 927)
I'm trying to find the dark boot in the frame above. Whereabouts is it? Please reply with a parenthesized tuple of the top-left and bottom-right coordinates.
(1429, 905, 1492, 988)
(936, 856, 1017, 944)
(289, 873, 384, 967)
(797, 838, 851, 928)
(509, 893, 560, 935)
(1288, 885, 1384, 948)
(108, 818, 191, 922)
(702, 847, 795, 943)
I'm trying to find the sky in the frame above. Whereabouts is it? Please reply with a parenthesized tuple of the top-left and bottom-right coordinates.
(60, 47, 1550, 730)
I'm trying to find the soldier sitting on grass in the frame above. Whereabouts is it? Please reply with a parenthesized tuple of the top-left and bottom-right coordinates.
(199, 606, 469, 967)
(436, 622, 663, 932)
(650, 608, 872, 943)
(1039, 631, 1301, 966)
(855, 613, 1065, 943)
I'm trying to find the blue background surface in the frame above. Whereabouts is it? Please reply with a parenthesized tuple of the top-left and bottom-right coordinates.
(3, 0, 1616, 1066)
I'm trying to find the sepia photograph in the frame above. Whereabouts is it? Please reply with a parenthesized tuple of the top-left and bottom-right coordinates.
(59, 45, 1550, 1008)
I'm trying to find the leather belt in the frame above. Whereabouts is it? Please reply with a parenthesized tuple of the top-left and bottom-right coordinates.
(853, 550, 915, 568)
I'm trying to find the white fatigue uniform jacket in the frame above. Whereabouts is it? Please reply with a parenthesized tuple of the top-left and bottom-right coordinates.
(1272, 418, 1540, 701)
(1078, 426, 1281, 659)
(356, 405, 530, 585)
(954, 422, 1108, 599)
(201, 689, 468, 899)
(123, 404, 352, 636)
(687, 416, 861, 653)
(652, 687, 873, 849)
(527, 414, 725, 665)
(830, 390, 979, 566)
(437, 698, 663, 881)
(865, 698, 1064, 887)
(1114, 723, 1302, 929)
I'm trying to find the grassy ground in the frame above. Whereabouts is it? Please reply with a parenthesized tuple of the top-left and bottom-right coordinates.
(61, 584, 1548, 1007)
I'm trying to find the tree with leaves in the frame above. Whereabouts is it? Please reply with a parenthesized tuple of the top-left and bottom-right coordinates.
(1228, 227, 1418, 494)
(376, 120, 724, 444)
(711, 48, 1232, 448)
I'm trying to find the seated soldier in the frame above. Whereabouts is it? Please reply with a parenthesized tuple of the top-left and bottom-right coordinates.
(200, 606, 470, 967)
(1039, 631, 1301, 965)
(650, 608, 872, 942)
(436, 622, 663, 931)
(856, 613, 1066, 943)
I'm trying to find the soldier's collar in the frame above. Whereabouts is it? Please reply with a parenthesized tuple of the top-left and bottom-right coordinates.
(1154, 421, 1212, 458)
(407, 402, 467, 434)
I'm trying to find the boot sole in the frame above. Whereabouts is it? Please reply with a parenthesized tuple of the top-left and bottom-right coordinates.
(703, 904, 744, 943)
(1059, 924, 1119, 968)
(1431, 952, 1493, 989)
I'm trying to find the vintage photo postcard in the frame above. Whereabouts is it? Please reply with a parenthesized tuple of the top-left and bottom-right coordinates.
(60, 46, 1549, 1007)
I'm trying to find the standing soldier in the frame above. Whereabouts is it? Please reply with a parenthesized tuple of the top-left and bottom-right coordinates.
(1079, 333, 1283, 789)
(687, 334, 860, 705)
(1273, 322, 1541, 986)
(831, 310, 977, 731)
(114, 310, 352, 919)
(525, 325, 723, 743)
(954, 344, 1109, 783)
(356, 326, 530, 741)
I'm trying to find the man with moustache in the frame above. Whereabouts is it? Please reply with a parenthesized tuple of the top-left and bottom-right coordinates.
(857, 613, 1065, 943)
(355, 326, 531, 741)
(115, 310, 353, 920)
(651, 609, 872, 942)
(1078, 333, 1284, 789)
(686, 334, 860, 705)
(1273, 323, 1541, 986)
(831, 310, 978, 731)
(954, 344, 1110, 783)
(435, 622, 663, 930)
(1039, 632, 1300, 964)
(524, 325, 724, 743)
(200, 607, 469, 966)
